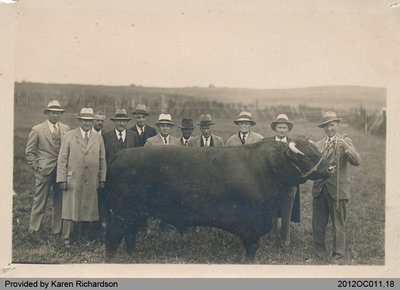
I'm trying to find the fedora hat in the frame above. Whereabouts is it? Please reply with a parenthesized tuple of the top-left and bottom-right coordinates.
(234, 111, 256, 126)
(111, 109, 132, 121)
(132, 104, 149, 116)
(197, 114, 215, 126)
(94, 110, 106, 120)
(155, 114, 174, 126)
(318, 111, 342, 128)
(77, 108, 95, 120)
(179, 118, 194, 129)
(271, 114, 293, 131)
(44, 100, 65, 113)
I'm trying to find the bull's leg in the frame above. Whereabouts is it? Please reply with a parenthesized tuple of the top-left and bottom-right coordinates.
(125, 217, 146, 255)
(280, 187, 296, 246)
(105, 216, 125, 261)
(242, 237, 260, 262)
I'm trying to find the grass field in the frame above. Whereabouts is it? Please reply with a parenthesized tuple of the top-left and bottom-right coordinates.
(12, 105, 385, 265)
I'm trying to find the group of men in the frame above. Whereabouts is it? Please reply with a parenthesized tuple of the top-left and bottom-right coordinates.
(25, 100, 360, 264)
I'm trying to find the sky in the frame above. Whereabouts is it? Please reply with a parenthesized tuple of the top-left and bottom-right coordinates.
(13, 0, 400, 89)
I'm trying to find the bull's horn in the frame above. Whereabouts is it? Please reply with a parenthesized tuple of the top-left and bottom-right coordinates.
(288, 142, 305, 156)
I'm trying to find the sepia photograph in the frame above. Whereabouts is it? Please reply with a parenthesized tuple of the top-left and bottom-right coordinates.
(1, 0, 400, 278)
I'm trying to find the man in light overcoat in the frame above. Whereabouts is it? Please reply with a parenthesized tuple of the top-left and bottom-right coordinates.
(312, 111, 361, 264)
(57, 108, 106, 244)
(226, 112, 263, 146)
(25, 100, 70, 234)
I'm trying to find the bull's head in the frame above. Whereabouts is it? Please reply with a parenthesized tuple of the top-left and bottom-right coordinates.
(286, 137, 333, 181)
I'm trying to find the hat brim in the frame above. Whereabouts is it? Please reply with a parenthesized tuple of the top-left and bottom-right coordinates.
(44, 108, 65, 113)
(318, 118, 342, 128)
(132, 111, 149, 116)
(197, 122, 215, 126)
(271, 121, 293, 131)
(234, 119, 256, 126)
(111, 117, 132, 121)
(77, 116, 95, 120)
(179, 126, 194, 129)
(156, 121, 175, 126)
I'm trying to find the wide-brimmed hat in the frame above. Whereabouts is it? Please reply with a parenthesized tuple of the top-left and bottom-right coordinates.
(155, 114, 174, 126)
(94, 110, 106, 120)
(111, 109, 132, 121)
(197, 114, 215, 126)
(179, 118, 194, 129)
(44, 100, 65, 113)
(77, 108, 95, 120)
(318, 111, 342, 128)
(234, 111, 256, 126)
(271, 114, 293, 131)
(132, 104, 149, 116)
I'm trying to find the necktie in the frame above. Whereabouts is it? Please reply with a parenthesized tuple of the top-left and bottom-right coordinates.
(85, 132, 89, 144)
(241, 133, 247, 144)
(53, 124, 58, 136)
(119, 132, 123, 140)
(185, 140, 188, 146)
(164, 137, 168, 144)
(139, 127, 144, 136)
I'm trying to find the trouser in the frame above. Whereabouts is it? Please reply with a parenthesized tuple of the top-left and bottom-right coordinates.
(29, 169, 62, 234)
(62, 219, 97, 241)
(280, 186, 297, 243)
(312, 186, 348, 258)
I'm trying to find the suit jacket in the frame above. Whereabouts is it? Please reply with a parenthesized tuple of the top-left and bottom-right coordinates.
(226, 131, 264, 146)
(191, 134, 224, 147)
(56, 128, 106, 221)
(25, 121, 70, 176)
(312, 134, 361, 200)
(130, 125, 157, 147)
(102, 129, 140, 164)
(179, 136, 195, 147)
(144, 134, 180, 146)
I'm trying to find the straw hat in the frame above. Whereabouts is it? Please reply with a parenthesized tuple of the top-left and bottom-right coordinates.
(94, 110, 106, 120)
(77, 108, 95, 120)
(155, 114, 174, 126)
(132, 104, 149, 116)
(43, 100, 65, 113)
(197, 114, 215, 126)
(234, 111, 256, 126)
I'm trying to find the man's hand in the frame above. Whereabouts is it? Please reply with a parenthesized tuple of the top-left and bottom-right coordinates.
(99, 181, 105, 189)
(338, 138, 349, 151)
(59, 182, 67, 190)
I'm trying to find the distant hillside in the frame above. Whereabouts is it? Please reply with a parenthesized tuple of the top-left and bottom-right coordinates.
(14, 82, 385, 112)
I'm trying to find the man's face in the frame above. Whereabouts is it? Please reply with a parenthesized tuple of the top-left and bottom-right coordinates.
(158, 124, 172, 137)
(323, 121, 339, 138)
(237, 121, 251, 134)
(181, 128, 194, 139)
(136, 114, 147, 127)
(93, 118, 105, 131)
(79, 119, 93, 132)
(200, 125, 212, 138)
(47, 111, 62, 124)
(275, 123, 289, 139)
(114, 120, 128, 132)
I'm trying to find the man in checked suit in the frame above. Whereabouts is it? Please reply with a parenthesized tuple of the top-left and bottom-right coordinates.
(312, 111, 361, 264)
(25, 100, 70, 234)
(130, 104, 157, 146)
(191, 114, 224, 147)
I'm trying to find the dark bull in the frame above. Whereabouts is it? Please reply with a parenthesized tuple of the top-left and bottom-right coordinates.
(103, 136, 331, 260)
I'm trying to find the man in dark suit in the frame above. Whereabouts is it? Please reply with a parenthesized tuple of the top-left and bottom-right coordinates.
(179, 118, 194, 146)
(191, 114, 224, 147)
(25, 100, 70, 235)
(265, 114, 300, 246)
(103, 109, 140, 165)
(312, 111, 361, 264)
(130, 104, 157, 146)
